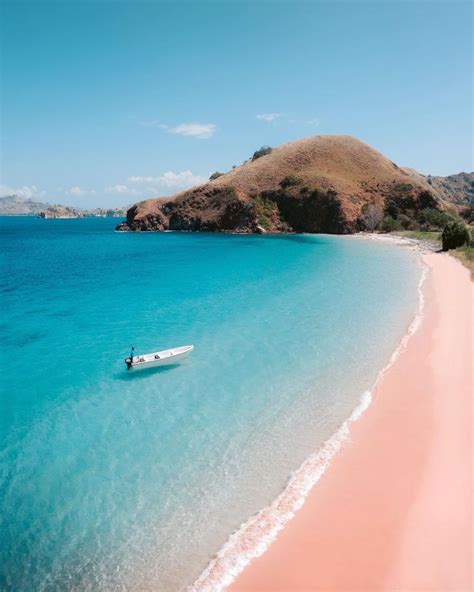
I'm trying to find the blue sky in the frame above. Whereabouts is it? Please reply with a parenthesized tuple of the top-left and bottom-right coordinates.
(1, 0, 472, 208)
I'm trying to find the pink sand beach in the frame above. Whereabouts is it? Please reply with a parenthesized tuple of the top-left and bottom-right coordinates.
(228, 252, 472, 591)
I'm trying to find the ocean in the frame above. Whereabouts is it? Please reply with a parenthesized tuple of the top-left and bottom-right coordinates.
(0, 217, 422, 591)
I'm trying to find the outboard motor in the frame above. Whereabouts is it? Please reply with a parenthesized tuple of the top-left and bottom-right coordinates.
(125, 357, 133, 370)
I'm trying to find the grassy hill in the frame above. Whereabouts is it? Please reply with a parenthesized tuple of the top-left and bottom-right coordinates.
(118, 135, 463, 234)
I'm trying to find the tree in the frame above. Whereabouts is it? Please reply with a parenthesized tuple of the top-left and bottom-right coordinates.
(441, 221, 470, 251)
(209, 171, 224, 181)
(381, 215, 402, 232)
(359, 203, 383, 231)
(418, 207, 451, 230)
(252, 146, 272, 161)
(280, 174, 302, 189)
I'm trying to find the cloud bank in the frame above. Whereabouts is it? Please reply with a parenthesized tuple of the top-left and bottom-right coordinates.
(128, 170, 207, 190)
(0, 184, 46, 199)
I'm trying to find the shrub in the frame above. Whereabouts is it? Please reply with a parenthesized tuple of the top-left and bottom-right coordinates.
(418, 191, 438, 210)
(398, 213, 417, 230)
(441, 221, 470, 251)
(252, 145, 272, 161)
(280, 174, 302, 189)
(418, 207, 451, 230)
(384, 198, 401, 219)
(381, 215, 402, 232)
(209, 171, 224, 181)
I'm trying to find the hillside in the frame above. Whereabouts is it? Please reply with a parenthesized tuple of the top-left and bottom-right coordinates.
(39, 205, 127, 218)
(0, 195, 50, 215)
(0, 195, 127, 218)
(423, 172, 473, 210)
(117, 135, 456, 234)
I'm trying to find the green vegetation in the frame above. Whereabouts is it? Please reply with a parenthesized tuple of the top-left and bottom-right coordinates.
(280, 174, 302, 189)
(441, 220, 471, 251)
(252, 145, 272, 161)
(418, 207, 452, 230)
(209, 171, 224, 181)
(252, 194, 279, 230)
(450, 244, 474, 277)
(393, 230, 441, 242)
(380, 215, 402, 232)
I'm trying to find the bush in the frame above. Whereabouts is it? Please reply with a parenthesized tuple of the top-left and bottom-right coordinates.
(209, 171, 224, 181)
(418, 207, 451, 230)
(280, 174, 302, 189)
(381, 215, 402, 232)
(441, 221, 470, 251)
(252, 145, 272, 161)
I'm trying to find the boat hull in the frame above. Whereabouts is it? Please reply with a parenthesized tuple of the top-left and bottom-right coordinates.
(127, 345, 193, 371)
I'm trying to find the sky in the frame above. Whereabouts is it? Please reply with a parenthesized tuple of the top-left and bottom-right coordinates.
(1, 0, 472, 208)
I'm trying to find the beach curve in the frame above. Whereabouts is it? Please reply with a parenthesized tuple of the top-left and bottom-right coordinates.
(188, 241, 456, 592)
(224, 251, 472, 591)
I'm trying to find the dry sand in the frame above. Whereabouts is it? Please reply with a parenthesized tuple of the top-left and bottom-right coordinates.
(230, 252, 472, 592)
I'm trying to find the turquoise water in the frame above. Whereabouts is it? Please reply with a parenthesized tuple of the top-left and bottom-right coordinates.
(0, 218, 421, 591)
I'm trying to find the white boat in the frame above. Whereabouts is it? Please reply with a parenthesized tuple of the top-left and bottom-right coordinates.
(125, 345, 194, 370)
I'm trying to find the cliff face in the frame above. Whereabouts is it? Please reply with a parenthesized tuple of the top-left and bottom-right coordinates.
(116, 135, 453, 234)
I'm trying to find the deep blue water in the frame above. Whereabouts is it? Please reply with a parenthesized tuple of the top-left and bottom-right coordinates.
(0, 217, 421, 591)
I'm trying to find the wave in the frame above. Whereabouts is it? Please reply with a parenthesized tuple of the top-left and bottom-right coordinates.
(188, 257, 428, 592)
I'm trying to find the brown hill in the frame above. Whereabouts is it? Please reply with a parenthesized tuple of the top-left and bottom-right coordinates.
(117, 135, 452, 234)
(404, 170, 474, 207)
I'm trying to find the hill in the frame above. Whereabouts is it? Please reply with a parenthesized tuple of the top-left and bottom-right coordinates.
(0, 195, 127, 218)
(0, 195, 50, 215)
(414, 171, 473, 213)
(117, 135, 459, 234)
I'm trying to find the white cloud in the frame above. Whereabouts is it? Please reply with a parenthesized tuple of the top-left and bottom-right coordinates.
(128, 176, 155, 183)
(128, 170, 207, 190)
(167, 122, 216, 139)
(105, 184, 138, 194)
(67, 186, 96, 196)
(138, 120, 216, 139)
(0, 184, 46, 199)
(256, 113, 283, 122)
(306, 117, 320, 126)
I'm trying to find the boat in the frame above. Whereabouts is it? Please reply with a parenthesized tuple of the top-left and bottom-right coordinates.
(125, 345, 194, 370)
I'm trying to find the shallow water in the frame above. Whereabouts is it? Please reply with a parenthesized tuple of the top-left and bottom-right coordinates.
(0, 218, 421, 591)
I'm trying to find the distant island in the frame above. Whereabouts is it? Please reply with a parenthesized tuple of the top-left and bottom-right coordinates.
(116, 135, 473, 235)
(0, 195, 127, 218)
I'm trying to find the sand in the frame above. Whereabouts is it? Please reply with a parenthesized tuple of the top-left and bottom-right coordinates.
(230, 252, 472, 592)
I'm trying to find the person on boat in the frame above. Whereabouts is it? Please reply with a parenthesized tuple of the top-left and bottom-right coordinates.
(127, 346, 135, 370)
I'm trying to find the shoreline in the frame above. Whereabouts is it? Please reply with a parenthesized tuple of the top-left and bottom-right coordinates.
(225, 250, 472, 591)
(189, 237, 439, 592)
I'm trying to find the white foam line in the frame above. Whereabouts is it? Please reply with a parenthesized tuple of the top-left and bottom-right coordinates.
(188, 255, 429, 592)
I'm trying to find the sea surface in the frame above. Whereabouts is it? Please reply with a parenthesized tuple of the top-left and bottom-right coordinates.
(0, 217, 422, 591)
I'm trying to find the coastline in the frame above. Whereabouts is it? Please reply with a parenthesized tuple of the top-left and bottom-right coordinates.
(190, 246, 472, 592)
(226, 250, 472, 591)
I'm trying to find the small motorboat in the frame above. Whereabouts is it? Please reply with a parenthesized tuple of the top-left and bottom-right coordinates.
(125, 345, 194, 371)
